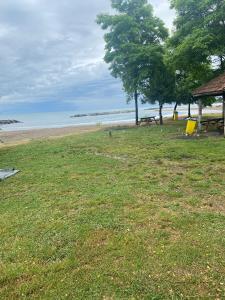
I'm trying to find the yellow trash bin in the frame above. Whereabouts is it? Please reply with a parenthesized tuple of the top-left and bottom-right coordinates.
(173, 111, 178, 121)
(186, 120, 197, 135)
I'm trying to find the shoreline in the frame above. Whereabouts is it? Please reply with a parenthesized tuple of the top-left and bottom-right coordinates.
(0, 124, 109, 147)
(0, 105, 223, 147)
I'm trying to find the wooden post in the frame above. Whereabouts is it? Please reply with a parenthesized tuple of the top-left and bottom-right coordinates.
(198, 99, 203, 133)
(223, 94, 225, 137)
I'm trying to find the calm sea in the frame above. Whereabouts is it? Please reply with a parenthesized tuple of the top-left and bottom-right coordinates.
(0, 104, 197, 132)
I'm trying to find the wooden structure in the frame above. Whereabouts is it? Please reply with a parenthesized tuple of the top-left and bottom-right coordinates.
(200, 118, 224, 132)
(192, 72, 225, 136)
(139, 116, 158, 125)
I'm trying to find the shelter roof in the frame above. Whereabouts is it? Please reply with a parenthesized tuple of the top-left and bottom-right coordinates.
(193, 72, 225, 97)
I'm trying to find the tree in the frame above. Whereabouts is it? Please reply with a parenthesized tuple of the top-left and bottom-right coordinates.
(97, 0, 168, 125)
(173, 71, 198, 118)
(141, 50, 175, 125)
(166, 0, 225, 111)
(169, 0, 225, 72)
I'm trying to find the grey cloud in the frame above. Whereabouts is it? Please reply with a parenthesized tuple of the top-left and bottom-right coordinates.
(0, 0, 174, 110)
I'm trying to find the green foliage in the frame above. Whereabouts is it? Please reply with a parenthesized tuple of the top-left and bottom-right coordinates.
(141, 56, 175, 106)
(167, 0, 225, 107)
(170, 0, 225, 71)
(97, 0, 225, 119)
(97, 0, 170, 122)
(111, 0, 148, 13)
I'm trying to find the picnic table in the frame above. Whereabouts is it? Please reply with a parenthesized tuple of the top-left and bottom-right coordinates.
(139, 116, 158, 125)
(200, 117, 224, 132)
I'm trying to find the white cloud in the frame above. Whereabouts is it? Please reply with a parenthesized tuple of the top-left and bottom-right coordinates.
(0, 0, 174, 111)
(151, 0, 174, 29)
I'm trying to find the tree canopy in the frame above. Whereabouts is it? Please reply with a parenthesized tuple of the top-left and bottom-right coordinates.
(97, 0, 169, 125)
(97, 0, 225, 124)
(166, 0, 225, 110)
(170, 0, 225, 71)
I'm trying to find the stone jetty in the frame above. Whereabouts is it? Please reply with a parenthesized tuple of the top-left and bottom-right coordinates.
(71, 109, 134, 118)
(0, 120, 21, 125)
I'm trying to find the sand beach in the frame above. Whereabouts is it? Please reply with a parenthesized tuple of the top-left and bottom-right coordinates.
(0, 124, 104, 146)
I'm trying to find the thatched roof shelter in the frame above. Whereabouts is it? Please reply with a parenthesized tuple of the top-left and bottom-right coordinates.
(193, 72, 225, 98)
(192, 72, 225, 136)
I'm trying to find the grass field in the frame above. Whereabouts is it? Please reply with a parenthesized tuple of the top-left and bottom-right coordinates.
(1, 121, 225, 299)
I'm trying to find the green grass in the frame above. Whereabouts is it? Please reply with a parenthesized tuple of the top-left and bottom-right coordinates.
(1, 121, 225, 299)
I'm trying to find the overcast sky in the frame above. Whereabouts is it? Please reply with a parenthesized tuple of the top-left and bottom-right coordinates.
(0, 0, 175, 114)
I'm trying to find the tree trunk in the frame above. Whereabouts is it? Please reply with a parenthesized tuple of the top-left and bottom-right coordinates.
(159, 103, 163, 125)
(223, 95, 225, 120)
(173, 102, 178, 113)
(173, 102, 178, 120)
(220, 56, 224, 71)
(198, 99, 203, 133)
(223, 94, 225, 137)
(188, 102, 191, 118)
(134, 90, 139, 126)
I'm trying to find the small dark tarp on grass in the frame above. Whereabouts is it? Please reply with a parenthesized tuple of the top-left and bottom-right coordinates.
(0, 169, 19, 181)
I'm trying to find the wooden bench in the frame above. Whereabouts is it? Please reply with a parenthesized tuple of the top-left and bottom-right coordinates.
(139, 116, 158, 125)
(201, 118, 224, 132)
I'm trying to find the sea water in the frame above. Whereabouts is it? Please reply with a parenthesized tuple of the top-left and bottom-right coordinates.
(0, 104, 199, 132)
